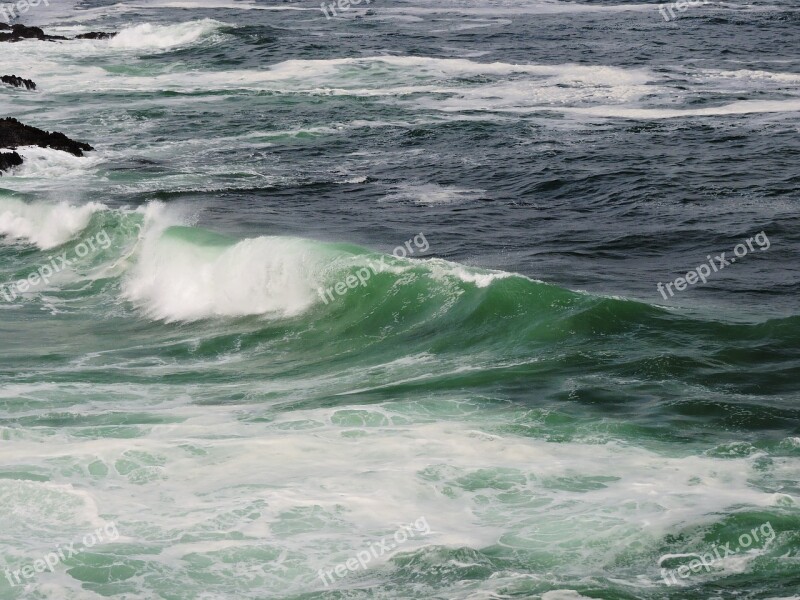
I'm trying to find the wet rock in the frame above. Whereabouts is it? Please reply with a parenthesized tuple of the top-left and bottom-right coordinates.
(0, 23, 68, 42)
(1, 75, 36, 90)
(74, 31, 117, 40)
(0, 118, 94, 157)
(0, 23, 115, 42)
(0, 23, 63, 41)
(0, 150, 23, 174)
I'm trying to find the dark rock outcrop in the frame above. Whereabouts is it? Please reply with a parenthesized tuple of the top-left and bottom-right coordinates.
(75, 31, 116, 40)
(0, 118, 94, 157)
(2, 75, 36, 90)
(0, 23, 116, 42)
(0, 151, 23, 174)
(0, 23, 67, 42)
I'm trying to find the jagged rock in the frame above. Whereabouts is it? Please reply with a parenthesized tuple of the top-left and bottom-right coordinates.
(0, 23, 115, 42)
(0, 151, 23, 174)
(0, 23, 68, 42)
(1, 75, 36, 90)
(0, 118, 93, 157)
(74, 31, 116, 40)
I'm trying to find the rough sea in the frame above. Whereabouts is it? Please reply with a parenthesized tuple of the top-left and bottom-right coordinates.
(0, 0, 799, 598)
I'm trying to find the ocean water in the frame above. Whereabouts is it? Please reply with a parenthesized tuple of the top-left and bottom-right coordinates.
(0, 1, 799, 598)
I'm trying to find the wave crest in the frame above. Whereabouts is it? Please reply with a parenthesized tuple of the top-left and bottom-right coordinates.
(108, 19, 225, 49)
(0, 198, 107, 250)
(122, 225, 322, 322)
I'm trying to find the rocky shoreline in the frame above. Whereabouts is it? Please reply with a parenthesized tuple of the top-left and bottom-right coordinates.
(0, 118, 95, 174)
(0, 22, 116, 42)
(1, 23, 113, 173)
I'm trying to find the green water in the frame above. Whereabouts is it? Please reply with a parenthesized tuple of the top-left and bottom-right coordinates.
(0, 204, 797, 598)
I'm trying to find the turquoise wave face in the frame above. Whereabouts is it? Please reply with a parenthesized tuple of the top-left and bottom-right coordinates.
(2, 200, 797, 400)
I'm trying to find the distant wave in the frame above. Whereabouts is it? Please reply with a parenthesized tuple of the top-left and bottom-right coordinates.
(108, 18, 225, 49)
(0, 197, 107, 250)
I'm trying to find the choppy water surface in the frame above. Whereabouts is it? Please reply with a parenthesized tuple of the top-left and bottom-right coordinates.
(0, 1, 798, 598)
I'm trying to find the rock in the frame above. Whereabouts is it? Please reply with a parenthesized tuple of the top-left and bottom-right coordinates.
(0, 118, 94, 157)
(74, 31, 117, 40)
(0, 23, 68, 42)
(0, 151, 23, 174)
(0, 23, 114, 42)
(1, 75, 36, 90)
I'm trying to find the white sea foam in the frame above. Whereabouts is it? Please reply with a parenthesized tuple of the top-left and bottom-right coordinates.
(0, 406, 788, 596)
(0, 198, 106, 250)
(19, 56, 654, 97)
(9, 146, 102, 179)
(122, 217, 323, 322)
(561, 99, 800, 119)
(108, 18, 225, 49)
(426, 259, 516, 288)
(18, 50, 800, 123)
(701, 69, 800, 84)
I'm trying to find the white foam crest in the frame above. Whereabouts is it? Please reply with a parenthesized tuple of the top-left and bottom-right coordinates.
(35, 56, 653, 97)
(701, 68, 800, 84)
(10, 146, 102, 179)
(425, 259, 516, 288)
(264, 56, 654, 84)
(0, 198, 107, 250)
(0, 20, 224, 71)
(108, 18, 225, 49)
(425, 78, 654, 112)
(119, 204, 523, 320)
(123, 221, 323, 322)
(561, 99, 800, 119)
